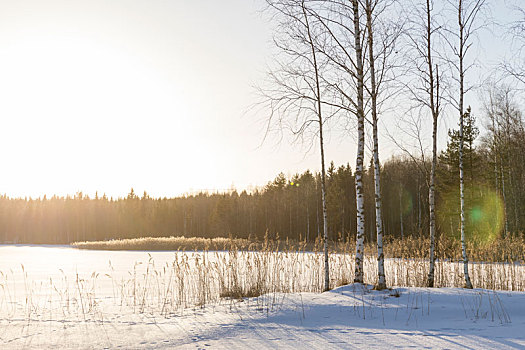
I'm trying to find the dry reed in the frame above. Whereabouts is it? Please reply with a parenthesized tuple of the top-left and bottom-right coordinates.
(1, 234, 523, 323)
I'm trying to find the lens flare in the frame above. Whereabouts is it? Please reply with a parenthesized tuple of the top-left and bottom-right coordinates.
(399, 188, 413, 216)
(403, 194, 413, 215)
(470, 206, 483, 222)
(437, 185, 504, 243)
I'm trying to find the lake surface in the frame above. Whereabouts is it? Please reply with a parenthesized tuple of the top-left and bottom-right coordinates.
(0, 244, 180, 280)
(0, 245, 333, 318)
(0, 244, 198, 308)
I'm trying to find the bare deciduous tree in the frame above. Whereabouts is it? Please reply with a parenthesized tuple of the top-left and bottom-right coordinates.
(352, 0, 367, 285)
(362, 0, 402, 290)
(301, 0, 366, 283)
(402, 0, 443, 288)
(261, 0, 332, 291)
(502, 4, 525, 85)
(364, 0, 385, 289)
(307, 0, 400, 286)
(444, 0, 486, 289)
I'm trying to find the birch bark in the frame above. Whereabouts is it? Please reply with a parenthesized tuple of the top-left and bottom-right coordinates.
(301, 1, 330, 291)
(456, 0, 479, 289)
(262, 0, 333, 291)
(352, 0, 366, 284)
(425, 0, 438, 288)
(364, 0, 386, 290)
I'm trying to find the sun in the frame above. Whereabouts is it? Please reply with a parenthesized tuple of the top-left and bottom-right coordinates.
(0, 31, 193, 198)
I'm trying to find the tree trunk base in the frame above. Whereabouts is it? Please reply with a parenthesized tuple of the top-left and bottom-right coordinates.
(375, 282, 387, 291)
(427, 276, 434, 288)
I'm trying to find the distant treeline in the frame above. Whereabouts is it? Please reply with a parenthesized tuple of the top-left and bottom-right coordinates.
(2, 103, 525, 244)
(0, 161, 421, 244)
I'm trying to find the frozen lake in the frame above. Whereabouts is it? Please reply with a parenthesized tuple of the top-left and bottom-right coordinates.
(0, 244, 182, 281)
(0, 245, 524, 349)
(0, 244, 340, 318)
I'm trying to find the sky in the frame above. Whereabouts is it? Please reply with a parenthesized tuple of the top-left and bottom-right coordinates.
(0, 0, 519, 198)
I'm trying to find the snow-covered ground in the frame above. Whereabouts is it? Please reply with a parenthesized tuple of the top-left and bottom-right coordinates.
(0, 245, 524, 349)
(1, 284, 524, 349)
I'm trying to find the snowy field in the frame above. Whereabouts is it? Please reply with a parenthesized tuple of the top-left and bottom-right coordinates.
(0, 245, 524, 349)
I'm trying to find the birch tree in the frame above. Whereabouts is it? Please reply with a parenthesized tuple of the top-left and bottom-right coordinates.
(445, 0, 486, 289)
(301, 0, 366, 283)
(352, 0, 367, 284)
(364, 0, 384, 289)
(482, 84, 525, 235)
(262, 0, 332, 291)
(362, 0, 401, 289)
(502, 4, 525, 85)
(404, 0, 443, 288)
(307, 0, 400, 285)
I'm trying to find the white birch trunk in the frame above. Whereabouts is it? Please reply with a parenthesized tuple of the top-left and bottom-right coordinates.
(417, 179, 422, 234)
(458, 0, 473, 289)
(428, 108, 437, 287)
(501, 163, 508, 234)
(301, 1, 330, 291)
(399, 189, 404, 240)
(352, 0, 366, 284)
(459, 111, 472, 288)
(425, 0, 437, 287)
(365, 0, 386, 289)
(306, 191, 310, 242)
(321, 167, 330, 291)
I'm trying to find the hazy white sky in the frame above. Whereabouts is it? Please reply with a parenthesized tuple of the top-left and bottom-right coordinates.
(0, 0, 518, 198)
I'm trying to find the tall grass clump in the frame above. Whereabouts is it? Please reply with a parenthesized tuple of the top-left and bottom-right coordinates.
(72, 236, 252, 251)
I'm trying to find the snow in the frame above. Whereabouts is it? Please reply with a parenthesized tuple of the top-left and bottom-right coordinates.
(0, 245, 524, 349)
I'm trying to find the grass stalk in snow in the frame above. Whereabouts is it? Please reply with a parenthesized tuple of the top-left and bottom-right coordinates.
(1, 235, 524, 323)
